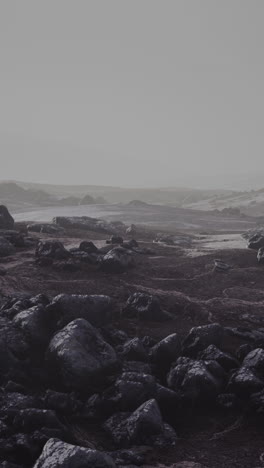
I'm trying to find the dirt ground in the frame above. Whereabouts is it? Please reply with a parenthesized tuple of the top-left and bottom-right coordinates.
(1, 226, 264, 468)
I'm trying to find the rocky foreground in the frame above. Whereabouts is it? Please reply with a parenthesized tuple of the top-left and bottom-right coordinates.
(1, 207, 264, 467)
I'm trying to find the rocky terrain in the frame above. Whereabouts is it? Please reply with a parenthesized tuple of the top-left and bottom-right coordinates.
(1, 206, 264, 467)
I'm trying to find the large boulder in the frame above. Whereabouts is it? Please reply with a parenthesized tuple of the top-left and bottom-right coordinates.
(151, 334, 181, 370)
(167, 357, 226, 402)
(247, 234, 264, 250)
(0, 237, 15, 257)
(104, 399, 176, 447)
(36, 241, 70, 260)
(123, 293, 169, 321)
(228, 348, 264, 396)
(101, 247, 135, 273)
(13, 305, 54, 349)
(0, 206, 14, 229)
(46, 319, 119, 392)
(47, 294, 114, 328)
(198, 345, 239, 372)
(33, 438, 116, 468)
(182, 324, 224, 357)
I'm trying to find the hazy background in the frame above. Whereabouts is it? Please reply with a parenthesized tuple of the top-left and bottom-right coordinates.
(0, 0, 263, 189)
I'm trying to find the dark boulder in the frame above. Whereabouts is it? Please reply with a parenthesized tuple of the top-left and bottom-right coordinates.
(248, 234, 264, 250)
(13, 306, 54, 349)
(182, 323, 224, 357)
(123, 293, 169, 322)
(257, 247, 264, 264)
(151, 334, 181, 370)
(0, 206, 14, 230)
(167, 357, 226, 402)
(101, 247, 135, 273)
(36, 241, 70, 260)
(228, 348, 264, 396)
(118, 338, 148, 362)
(198, 345, 239, 371)
(107, 372, 157, 411)
(47, 294, 114, 328)
(104, 399, 176, 448)
(46, 319, 119, 392)
(0, 237, 15, 257)
(13, 409, 65, 433)
(33, 438, 116, 468)
(44, 390, 82, 414)
(106, 236, 124, 245)
(79, 240, 98, 254)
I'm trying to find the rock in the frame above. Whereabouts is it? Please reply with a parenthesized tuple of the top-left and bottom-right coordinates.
(126, 224, 137, 236)
(109, 372, 157, 411)
(0, 237, 15, 257)
(27, 224, 63, 234)
(13, 409, 65, 433)
(228, 367, 264, 396)
(36, 241, 70, 260)
(167, 357, 225, 402)
(104, 399, 176, 447)
(257, 247, 264, 264)
(0, 206, 14, 229)
(106, 236, 124, 245)
(119, 338, 148, 362)
(44, 390, 82, 414)
(151, 334, 181, 370)
(217, 393, 238, 410)
(0, 230, 25, 247)
(54, 216, 124, 235)
(198, 345, 239, 371)
(123, 293, 169, 322)
(243, 348, 264, 373)
(123, 239, 139, 250)
(182, 323, 224, 357)
(13, 305, 54, 349)
(47, 294, 114, 328)
(248, 234, 264, 250)
(33, 438, 116, 468)
(213, 259, 231, 272)
(79, 241, 98, 253)
(46, 319, 119, 392)
(101, 247, 135, 273)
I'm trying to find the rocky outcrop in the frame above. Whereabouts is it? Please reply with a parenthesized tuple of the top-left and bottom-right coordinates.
(0, 206, 14, 229)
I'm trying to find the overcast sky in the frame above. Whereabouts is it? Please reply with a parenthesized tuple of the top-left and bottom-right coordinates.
(0, 0, 263, 188)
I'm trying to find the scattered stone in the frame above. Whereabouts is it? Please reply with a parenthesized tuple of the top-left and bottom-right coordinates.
(123, 293, 169, 321)
(36, 241, 70, 260)
(101, 247, 135, 273)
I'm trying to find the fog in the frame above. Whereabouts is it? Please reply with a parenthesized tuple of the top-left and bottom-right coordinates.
(0, 0, 263, 188)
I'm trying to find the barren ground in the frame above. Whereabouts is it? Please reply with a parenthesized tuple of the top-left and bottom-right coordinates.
(1, 219, 264, 467)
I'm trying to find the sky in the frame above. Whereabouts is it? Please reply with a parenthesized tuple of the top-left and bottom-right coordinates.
(0, 0, 264, 188)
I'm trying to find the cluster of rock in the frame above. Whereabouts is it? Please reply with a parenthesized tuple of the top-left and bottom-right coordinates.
(1, 289, 264, 466)
(35, 236, 151, 273)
